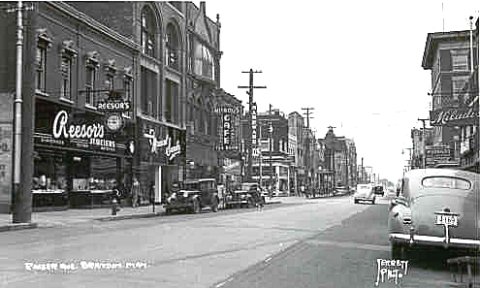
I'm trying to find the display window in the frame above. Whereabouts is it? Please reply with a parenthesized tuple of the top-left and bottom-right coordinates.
(33, 151, 67, 192)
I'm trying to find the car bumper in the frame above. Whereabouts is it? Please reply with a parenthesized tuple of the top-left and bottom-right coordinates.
(389, 233, 480, 250)
(354, 197, 374, 201)
(163, 202, 192, 209)
(225, 200, 248, 205)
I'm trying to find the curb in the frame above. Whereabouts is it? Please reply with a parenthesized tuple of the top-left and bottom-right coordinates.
(0, 222, 38, 232)
(95, 212, 163, 222)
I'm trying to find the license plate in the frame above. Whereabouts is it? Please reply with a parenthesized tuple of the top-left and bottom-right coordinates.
(435, 215, 458, 227)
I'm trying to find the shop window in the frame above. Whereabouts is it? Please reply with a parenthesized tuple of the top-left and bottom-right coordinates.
(141, 7, 156, 57)
(33, 152, 67, 192)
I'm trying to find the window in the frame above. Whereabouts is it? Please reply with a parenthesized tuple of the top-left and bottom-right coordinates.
(166, 24, 179, 70)
(35, 45, 47, 93)
(85, 65, 97, 106)
(141, 7, 156, 57)
(141, 66, 157, 117)
(194, 42, 214, 79)
(422, 176, 471, 190)
(451, 50, 469, 71)
(60, 55, 72, 100)
(165, 79, 179, 123)
(452, 75, 469, 101)
(123, 75, 133, 118)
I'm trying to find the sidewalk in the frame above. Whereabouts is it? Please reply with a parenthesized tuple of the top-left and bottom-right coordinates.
(0, 196, 321, 232)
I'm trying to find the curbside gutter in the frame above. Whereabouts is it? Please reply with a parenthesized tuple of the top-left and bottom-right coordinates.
(95, 212, 163, 222)
(0, 222, 38, 232)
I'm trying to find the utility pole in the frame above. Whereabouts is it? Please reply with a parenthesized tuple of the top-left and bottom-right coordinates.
(418, 118, 429, 168)
(9, 1, 34, 223)
(238, 69, 266, 182)
(302, 107, 314, 129)
(269, 122, 273, 191)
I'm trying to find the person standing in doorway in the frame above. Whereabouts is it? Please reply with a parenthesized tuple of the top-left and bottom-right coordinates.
(131, 177, 140, 208)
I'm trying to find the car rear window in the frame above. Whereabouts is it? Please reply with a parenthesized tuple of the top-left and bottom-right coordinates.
(422, 176, 471, 190)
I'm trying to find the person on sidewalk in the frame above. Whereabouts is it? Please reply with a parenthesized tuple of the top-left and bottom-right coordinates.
(131, 177, 140, 208)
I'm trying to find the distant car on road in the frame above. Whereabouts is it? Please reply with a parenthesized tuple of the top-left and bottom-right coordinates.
(373, 185, 385, 197)
(225, 182, 265, 209)
(164, 178, 219, 214)
(353, 184, 376, 204)
(388, 168, 480, 259)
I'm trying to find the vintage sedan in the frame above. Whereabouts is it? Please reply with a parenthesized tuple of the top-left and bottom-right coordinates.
(225, 182, 265, 209)
(164, 178, 219, 214)
(353, 183, 376, 204)
(388, 168, 480, 258)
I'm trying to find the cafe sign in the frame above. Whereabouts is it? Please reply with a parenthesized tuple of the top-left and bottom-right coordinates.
(430, 108, 478, 127)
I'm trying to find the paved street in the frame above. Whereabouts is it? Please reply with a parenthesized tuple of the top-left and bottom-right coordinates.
(0, 196, 476, 288)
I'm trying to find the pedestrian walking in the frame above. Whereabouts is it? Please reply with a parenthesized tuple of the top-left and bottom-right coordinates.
(131, 177, 140, 208)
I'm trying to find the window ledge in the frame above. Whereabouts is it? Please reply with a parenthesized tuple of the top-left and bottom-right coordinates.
(84, 104, 97, 111)
(59, 97, 73, 104)
(35, 90, 49, 97)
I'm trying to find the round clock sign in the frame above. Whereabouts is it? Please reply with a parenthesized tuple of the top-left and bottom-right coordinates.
(105, 113, 124, 132)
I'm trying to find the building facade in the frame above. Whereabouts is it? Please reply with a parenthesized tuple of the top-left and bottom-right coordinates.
(422, 29, 477, 169)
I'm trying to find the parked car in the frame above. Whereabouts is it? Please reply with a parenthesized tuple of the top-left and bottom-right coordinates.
(388, 168, 480, 259)
(225, 182, 265, 209)
(353, 184, 376, 204)
(373, 185, 385, 197)
(164, 178, 219, 214)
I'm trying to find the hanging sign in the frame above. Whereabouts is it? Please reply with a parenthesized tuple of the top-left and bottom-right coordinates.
(144, 129, 182, 161)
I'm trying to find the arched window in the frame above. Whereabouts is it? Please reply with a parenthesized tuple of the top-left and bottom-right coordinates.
(194, 41, 214, 79)
(166, 23, 179, 70)
(141, 7, 156, 57)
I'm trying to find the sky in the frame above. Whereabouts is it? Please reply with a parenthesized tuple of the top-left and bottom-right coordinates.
(203, 0, 479, 183)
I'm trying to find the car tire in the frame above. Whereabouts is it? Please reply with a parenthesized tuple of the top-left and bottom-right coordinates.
(211, 197, 219, 212)
(391, 243, 408, 259)
(192, 199, 201, 214)
(165, 208, 172, 215)
(354, 199, 358, 204)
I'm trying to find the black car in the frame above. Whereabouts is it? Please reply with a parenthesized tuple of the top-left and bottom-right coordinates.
(164, 178, 219, 214)
(373, 185, 385, 197)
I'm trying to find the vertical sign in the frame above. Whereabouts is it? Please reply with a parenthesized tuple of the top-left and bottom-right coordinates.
(0, 93, 12, 212)
(223, 113, 231, 150)
(251, 102, 257, 147)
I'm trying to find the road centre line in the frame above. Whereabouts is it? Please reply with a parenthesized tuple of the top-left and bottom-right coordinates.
(304, 239, 390, 252)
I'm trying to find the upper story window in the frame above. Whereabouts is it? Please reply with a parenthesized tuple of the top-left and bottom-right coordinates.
(451, 50, 469, 71)
(141, 7, 156, 57)
(166, 24, 180, 70)
(141, 66, 157, 118)
(123, 67, 133, 118)
(60, 40, 77, 101)
(85, 51, 100, 107)
(194, 41, 214, 80)
(35, 29, 52, 94)
(36, 45, 47, 93)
